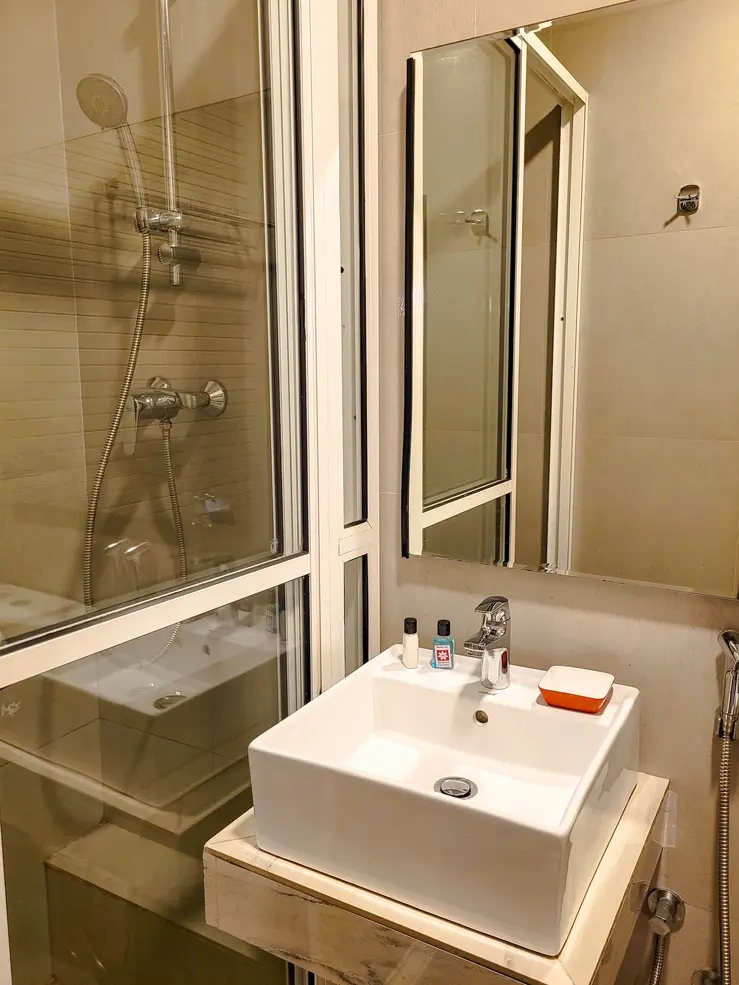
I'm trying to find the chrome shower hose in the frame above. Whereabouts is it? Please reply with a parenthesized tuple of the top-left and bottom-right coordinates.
(648, 936, 666, 985)
(83, 231, 152, 609)
(136, 420, 189, 668)
(718, 732, 732, 985)
(82, 233, 189, 655)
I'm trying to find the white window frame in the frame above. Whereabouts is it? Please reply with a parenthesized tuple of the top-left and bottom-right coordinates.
(404, 31, 585, 574)
(300, 0, 380, 692)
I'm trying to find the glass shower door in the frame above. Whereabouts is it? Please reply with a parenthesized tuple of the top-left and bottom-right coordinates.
(0, 583, 305, 985)
(0, 1, 306, 984)
(0, 0, 303, 649)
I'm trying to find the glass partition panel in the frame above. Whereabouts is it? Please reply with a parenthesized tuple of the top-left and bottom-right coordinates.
(0, 0, 302, 647)
(0, 578, 305, 985)
(422, 38, 516, 507)
(338, 0, 367, 525)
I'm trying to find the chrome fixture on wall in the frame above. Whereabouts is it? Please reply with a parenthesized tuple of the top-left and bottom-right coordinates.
(464, 596, 512, 691)
(124, 377, 228, 450)
(156, 0, 181, 285)
(711, 630, 739, 985)
(645, 888, 685, 985)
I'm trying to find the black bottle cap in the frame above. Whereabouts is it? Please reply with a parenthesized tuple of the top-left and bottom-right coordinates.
(404, 617, 417, 635)
(437, 619, 451, 636)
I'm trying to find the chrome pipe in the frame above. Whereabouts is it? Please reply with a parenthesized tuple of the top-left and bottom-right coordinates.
(156, 0, 181, 285)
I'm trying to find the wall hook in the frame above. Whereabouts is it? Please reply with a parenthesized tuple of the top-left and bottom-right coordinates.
(676, 183, 701, 215)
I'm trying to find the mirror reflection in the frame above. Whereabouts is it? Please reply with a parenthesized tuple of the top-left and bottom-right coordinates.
(403, 0, 739, 599)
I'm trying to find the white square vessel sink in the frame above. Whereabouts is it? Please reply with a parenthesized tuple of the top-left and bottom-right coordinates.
(249, 646, 639, 955)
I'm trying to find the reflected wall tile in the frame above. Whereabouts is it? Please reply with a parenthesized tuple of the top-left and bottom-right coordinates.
(551, 0, 739, 241)
(572, 435, 739, 597)
(577, 225, 739, 443)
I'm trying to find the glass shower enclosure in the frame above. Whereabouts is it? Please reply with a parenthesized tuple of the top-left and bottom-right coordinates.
(0, 0, 306, 982)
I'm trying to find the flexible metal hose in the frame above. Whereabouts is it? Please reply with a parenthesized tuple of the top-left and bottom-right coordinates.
(83, 232, 152, 608)
(718, 732, 732, 985)
(138, 420, 188, 667)
(160, 420, 187, 583)
(648, 935, 666, 985)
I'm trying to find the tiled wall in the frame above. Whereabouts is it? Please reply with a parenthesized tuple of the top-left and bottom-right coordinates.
(67, 94, 275, 603)
(378, 0, 739, 981)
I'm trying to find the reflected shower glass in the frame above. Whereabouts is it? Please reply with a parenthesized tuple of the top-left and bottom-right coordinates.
(515, 68, 561, 571)
(338, 0, 367, 525)
(0, 0, 303, 646)
(344, 554, 368, 674)
(0, 579, 305, 985)
(423, 499, 507, 565)
(421, 38, 516, 508)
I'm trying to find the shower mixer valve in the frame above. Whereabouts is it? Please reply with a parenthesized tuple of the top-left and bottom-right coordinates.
(122, 377, 227, 455)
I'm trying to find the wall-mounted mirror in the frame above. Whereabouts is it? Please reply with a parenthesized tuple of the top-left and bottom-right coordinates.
(402, 0, 739, 599)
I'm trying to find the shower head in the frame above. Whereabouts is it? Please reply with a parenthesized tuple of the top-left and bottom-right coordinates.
(75, 74, 148, 212)
(76, 74, 129, 130)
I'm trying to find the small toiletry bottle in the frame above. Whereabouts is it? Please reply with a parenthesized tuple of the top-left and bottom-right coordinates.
(402, 617, 419, 669)
(432, 619, 455, 669)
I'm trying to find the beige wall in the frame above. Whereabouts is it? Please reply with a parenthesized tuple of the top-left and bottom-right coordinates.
(551, 0, 739, 595)
(379, 0, 739, 980)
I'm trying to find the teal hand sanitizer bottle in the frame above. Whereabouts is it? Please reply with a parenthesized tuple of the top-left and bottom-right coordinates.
(432, 619, 455, 669)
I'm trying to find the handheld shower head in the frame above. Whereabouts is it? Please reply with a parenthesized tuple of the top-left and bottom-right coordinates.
(75, 74, 148, 212)
(76, 74, 129, 129)
(716, 630, 739, 739)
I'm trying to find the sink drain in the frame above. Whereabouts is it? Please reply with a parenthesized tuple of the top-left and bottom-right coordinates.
(153, 692, 187, 711)
(434, 776, 478, 800)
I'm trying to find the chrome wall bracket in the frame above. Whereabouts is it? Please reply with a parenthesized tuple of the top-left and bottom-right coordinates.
(646, 888, 685, 936)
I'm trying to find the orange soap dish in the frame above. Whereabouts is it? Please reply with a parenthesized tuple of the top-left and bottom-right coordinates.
(538, 666, 615, 714)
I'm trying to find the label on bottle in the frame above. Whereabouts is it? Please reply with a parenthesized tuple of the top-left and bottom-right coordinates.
(433, 643, 453, 668)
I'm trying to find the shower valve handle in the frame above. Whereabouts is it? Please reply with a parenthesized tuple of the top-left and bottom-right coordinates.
(123, 378, 228, 455)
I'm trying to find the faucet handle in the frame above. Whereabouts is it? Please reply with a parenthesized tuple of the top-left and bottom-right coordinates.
(475, 596, 510, 615)
(474, 597, 510, 644)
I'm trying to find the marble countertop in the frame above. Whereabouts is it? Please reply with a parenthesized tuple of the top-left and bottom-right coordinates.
(205, 773, 668, 985)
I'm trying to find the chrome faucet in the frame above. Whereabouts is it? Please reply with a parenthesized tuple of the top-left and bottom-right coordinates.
(464, 596, 512, 691)
(716, 630, 739, 739)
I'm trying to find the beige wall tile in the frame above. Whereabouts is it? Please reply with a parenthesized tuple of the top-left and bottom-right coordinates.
(474, 0, 633, 37)
(550, 0, 739, 241)
(56, 0, 263, 141)
(577, 227, 739, 443)
(0, 1, 65, 157)
(572, 436, 739, 596)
